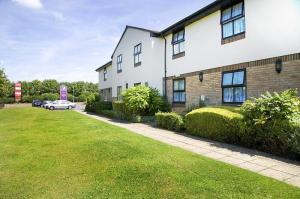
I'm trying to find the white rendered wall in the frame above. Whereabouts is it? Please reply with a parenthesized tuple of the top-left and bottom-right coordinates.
(98, 64, 112, 90)
(165, 0, 300, 77)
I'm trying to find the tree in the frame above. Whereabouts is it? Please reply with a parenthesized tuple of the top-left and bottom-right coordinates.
(0, 69, 12, 98)
(41, 79, 59, 94)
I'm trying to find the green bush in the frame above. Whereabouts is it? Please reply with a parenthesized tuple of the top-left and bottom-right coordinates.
(0, 97, 15, 104)
(41, 93, 59, 101)
(21, 95, 42, 103)
(241, 89, 300, 159)
(155, 112, 185, 132)
(122, 85, 164, 116)
(101, 110, 116, 118)
(185, 107, 244, 143)
(85, 95, 112, 114)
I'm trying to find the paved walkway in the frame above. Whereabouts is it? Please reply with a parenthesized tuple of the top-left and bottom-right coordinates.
(76, 110, 300, 188)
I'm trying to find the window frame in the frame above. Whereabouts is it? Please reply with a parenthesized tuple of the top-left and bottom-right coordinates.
(117, 86, 122, 101)
(173, 78, 186, 104)
(172, 29, 185, 57)
(103, 67, 108, 81)
(221, 69, 247, 104)
(134, 82, 141, 87)
(117, 54, 122, 73)
(134, 43, 142, 67)
(221, 1, 245, 40)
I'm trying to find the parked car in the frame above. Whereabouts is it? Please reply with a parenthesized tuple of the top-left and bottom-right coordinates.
(48, 100, 76, 110)
(32, 100, 42, 107)
(41, 101, 52, 108)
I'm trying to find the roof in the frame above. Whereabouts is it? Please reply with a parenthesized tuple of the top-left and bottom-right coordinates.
(111, 25, 160, 58)
(95, 60, 112, 72)
(160, 0, 234, 35)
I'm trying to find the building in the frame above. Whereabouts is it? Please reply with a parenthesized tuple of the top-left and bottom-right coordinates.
(96, 0, 300, 112)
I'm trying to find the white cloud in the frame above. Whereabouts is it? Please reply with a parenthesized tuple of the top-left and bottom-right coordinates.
(12, 0, 43, 9)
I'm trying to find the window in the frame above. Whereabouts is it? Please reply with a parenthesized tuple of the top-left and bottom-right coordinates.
(134, 43, 142, 66)
(103, 67, 107, 81)
(222, 70, 246, 103)
(172, 29, 185, 56)
(117, 55, 122, 73)
(173, 79, 186, 103)
(117, 86, 122, 101)
(134, 82, 141, 87)
(221, 2, 245, 39)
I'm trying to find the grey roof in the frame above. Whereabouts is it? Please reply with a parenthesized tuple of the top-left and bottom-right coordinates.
(95, 60, 112, 72)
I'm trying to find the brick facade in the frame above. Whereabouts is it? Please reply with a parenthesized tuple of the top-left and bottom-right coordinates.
(166, 53, 300, 112)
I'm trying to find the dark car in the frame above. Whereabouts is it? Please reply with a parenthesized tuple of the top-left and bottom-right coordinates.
(32, 100, 42, 107)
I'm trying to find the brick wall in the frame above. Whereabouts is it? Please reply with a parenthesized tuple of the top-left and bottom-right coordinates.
(166, 53, 300, 112)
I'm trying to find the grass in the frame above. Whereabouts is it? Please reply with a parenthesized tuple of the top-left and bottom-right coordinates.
(0, 108, 299, 198)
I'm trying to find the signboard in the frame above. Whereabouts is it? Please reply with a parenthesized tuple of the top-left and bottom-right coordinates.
(15, 83, 22, 102)
(60, 85, 68, 100)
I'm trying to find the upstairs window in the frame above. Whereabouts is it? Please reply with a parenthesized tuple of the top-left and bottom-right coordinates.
(173, 79, 186, 103)
(222, 70, 246, 103)
(134, 43, 142, 66)
(117, 55, 122, 73)
(172, 29, 185, 57)
(221, 2, 245, 39)
(103, 67, 108, 81)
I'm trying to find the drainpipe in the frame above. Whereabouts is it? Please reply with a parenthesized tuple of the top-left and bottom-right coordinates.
(161, 34, 167, 99)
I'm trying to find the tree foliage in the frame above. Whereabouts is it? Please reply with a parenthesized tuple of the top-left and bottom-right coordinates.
(0, 69, 12, 98)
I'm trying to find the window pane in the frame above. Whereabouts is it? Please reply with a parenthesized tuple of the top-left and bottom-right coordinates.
(222, 22, 233, 38)
(223, 73, 233, 85)
(222, 8, 231, 22)
(178, 30, 184, 41)
(234, 87, 246, 102)
(174, 92, 186, 102)
(223, 88, 234, 102)
(138, 44, 141, 53)
(178, 79, 185, 90)
(173, 32, 178, 43)
(234, 17, 245, 34)
(179, 42, 185, 53)
(232, 2, 243, 17)
(173, 44, 180, 55)
(233, 71, 245, 85)
(173, 80, 179, 91)
(134, 55, 138, 64)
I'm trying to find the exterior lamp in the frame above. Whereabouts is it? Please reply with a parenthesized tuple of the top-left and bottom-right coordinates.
(199, 72, 204, 82)
(275, 58, 283, 73)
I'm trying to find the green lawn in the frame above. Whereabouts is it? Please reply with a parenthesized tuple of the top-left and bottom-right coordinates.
(0, 108, 299, 198)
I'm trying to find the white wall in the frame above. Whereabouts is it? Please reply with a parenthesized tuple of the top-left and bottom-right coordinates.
(98, 64, 112, 90)
(166, 0, 300, 77)
(111, 28, 165, 97)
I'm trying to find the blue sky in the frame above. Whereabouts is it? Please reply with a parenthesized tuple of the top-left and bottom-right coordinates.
(0, 0, 214, 83)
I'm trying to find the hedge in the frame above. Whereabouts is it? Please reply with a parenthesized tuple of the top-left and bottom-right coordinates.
(155, 112, 184, 132)
(185, 107, 244, 144)
(0, 97, 15, 104)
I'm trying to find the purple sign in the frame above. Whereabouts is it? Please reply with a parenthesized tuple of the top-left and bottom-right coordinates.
(60, 85, 68, 100)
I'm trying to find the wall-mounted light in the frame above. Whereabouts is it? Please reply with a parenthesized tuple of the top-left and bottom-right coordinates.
(199, 72, 204, 82)
(275, 58, 283, 73)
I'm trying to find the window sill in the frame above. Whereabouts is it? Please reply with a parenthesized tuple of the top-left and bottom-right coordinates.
(117, 70, 122, 73)
(134, 62, 142, 67)
(172, 52, 185, 60)
(172, 102, 186, 107)
(221, 32, 245, 45)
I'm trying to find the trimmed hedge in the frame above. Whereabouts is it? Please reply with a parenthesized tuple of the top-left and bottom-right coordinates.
(0, 97, 15, 104)
(155, 112, 184, 132)
(185, 107, 244, 144)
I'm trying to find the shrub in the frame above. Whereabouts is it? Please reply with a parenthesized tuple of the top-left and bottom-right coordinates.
(101, 110, 116, 118)
(85, 94, 112, 113)
(155, 112, 185, 131)
(0, 97, 15, 104)
(241, 89, 300, 158)
(41, 93, 59, 101)
(185, 107, 244, 143)
(187, 98, 206, 112)
(21, 95, 42, 103)
(122, 85, 164, 116)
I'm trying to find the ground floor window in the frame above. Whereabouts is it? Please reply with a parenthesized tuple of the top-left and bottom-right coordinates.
(134, 82, 141, 87)
(117, 86, 122, 101)
(173, 79, 186, 103)
(222, 69, 246, 103)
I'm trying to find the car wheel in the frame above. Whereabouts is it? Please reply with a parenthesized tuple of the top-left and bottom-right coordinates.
(49, 106, 54, 110)
(68, 106, 72, 110)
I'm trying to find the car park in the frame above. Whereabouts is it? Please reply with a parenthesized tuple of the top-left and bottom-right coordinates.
(48, 100, 76, 110)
